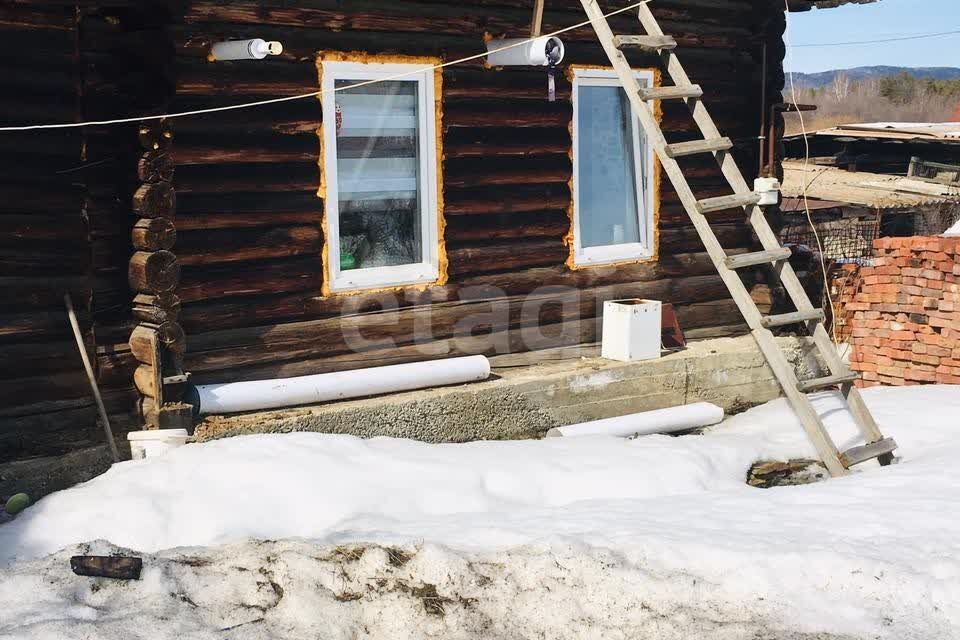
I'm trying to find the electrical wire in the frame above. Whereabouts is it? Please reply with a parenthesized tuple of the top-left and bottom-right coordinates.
(0, 0, 652, 133)
(783, 0, 841, 349)
(793, 28, 960, 48)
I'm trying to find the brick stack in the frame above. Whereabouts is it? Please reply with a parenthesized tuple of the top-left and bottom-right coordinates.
(848, 237, 960, 387)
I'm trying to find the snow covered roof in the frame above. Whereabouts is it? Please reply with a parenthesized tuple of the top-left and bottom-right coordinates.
(782, 160, 960, 209)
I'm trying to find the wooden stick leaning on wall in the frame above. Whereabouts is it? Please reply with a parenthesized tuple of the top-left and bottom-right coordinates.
(65, 293, 120, 463)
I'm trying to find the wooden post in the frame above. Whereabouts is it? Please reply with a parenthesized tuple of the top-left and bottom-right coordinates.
(530, 0, 545, 37)
(128, 120, 191, 430)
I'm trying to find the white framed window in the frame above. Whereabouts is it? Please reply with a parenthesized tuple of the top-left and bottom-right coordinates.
(321, 61, 440, 292)
(571, 67, 656, 267)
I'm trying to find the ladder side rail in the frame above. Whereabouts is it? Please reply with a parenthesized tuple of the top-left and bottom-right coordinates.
(639, 1, 884, 445)
(579, 0, 849, 475)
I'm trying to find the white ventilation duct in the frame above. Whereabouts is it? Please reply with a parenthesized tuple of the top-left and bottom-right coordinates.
(486, 36, 565, 67)
(545, 402, 725, 438)
(190, 355, 491, 415)
(210, 39, 283, 61)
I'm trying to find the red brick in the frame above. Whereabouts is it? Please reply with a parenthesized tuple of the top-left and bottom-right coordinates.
(905, 368, 938, 382)
(888, 331, 916, 341)
(877, 365, 905, 378)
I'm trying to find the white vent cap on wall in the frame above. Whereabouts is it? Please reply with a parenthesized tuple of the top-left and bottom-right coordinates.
(486, 36, 565, 67)
(210, 39, 283, 61)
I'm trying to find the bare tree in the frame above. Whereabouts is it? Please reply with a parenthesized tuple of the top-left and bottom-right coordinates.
(832, 72, 852, 103)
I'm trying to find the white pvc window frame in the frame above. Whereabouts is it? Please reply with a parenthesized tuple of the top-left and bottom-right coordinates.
(321, 61, 440, 292)
(571, 67, 656, 267)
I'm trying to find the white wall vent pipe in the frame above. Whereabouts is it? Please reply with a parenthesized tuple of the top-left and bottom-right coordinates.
(210, 39, 283, 61)
(545, 402, 724, 438)
(190, 355, 491, 415)
(486, 36, 565, 67)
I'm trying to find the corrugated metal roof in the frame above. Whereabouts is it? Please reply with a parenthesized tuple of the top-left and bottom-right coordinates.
(811, 122, 960, 142)
(782, 160, 960, 209)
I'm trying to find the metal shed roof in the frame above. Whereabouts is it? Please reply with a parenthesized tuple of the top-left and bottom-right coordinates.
(782, 160, 960, 209)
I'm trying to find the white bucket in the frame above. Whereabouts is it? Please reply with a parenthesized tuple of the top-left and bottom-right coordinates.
(127, 429, 189, 460)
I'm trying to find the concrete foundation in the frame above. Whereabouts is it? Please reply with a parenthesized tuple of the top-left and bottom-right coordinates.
(195, 335, 824, 443)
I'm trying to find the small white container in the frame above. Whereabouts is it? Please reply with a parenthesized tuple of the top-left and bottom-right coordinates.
(601, 299, 662, 362)
(127, 429, 189, 460)
(754, 177, 781, 206)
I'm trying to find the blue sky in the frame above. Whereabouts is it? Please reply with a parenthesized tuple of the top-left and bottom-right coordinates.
(785, 0, 960, 73)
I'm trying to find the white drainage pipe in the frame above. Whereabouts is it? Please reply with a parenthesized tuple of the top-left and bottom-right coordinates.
(545, 402, 724, 438)
(191, 355, 491, 415)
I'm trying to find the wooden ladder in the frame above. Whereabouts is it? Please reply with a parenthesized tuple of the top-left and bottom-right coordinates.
(579, 0, 897, 476)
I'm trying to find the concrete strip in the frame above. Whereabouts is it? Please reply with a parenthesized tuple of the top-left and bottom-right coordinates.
(195, 335, 823, 443)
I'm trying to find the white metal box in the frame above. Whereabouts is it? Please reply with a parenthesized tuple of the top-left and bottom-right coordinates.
(601, 299, 662, 362)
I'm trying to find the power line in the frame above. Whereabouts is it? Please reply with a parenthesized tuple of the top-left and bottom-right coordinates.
(0, 0, 651, 132)
(792, 28, 960, 48)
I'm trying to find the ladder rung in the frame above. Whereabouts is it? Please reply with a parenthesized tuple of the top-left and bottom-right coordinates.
(613, 35, 677, 52)
(696, 192, 761, 214)
(798, 371, 859, 392)
(761, 309, 826, 328)
(840, 437, 898, 468)
(638, 85, 703, 101)
(664, 137, 733, 158)
(724, 248, 791, 269)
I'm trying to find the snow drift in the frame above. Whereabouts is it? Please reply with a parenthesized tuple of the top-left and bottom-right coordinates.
(1, 386, 959, 639)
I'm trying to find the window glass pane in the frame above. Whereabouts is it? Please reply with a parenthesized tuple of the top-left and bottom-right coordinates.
(576, 84, 642, 248)
(334, 79, 423, 271)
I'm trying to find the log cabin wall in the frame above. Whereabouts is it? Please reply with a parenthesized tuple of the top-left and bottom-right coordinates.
(165, 0, 786, 386)
(0, 2, 174, 464)
(1, 0, 789, 463)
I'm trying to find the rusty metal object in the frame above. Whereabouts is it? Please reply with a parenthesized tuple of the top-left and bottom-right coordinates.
(70, 556, 143, 580)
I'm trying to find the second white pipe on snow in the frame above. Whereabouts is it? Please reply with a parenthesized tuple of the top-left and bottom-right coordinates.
(545, 402, 724, 438)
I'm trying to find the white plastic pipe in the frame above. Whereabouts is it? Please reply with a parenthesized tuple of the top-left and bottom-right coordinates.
(486, 36, 565, 67)
(192, 355, 491, 415)
(545, 402, 724, 438)
(210, 39, 283, 61)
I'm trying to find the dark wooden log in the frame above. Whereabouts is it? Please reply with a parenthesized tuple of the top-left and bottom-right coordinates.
(132, 292, 181, 324)
(71, 556, 142, 580)
(0, 276, 91, 309)
(447, 239, 565, 276)
(128, 250, 180, 294)
(445, 191, 570, 215)
(176, 210, 320, 231)
(174, 143, 318, 166)
(445, 212, 568, 242)
(129, 322, 185, 364)
(131, 217, 176, 251)
(445, 166, 570, 189)
(137, 150, 175, 183)
(180, 292, 308, 332)
(132, 182, 176, 219)
(444, 140, 569, 159)
(134, 363, 158, 398)
(138, 121, 172, 151)
(176, 225, 320, 266)
(0, 340, 86, 379)
(178, 257, 320, 303)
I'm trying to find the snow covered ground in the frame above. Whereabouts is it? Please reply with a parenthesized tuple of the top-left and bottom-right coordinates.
(1, 385, 960, 639)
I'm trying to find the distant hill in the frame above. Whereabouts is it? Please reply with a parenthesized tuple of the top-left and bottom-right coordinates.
(789, 66, 960, 88)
